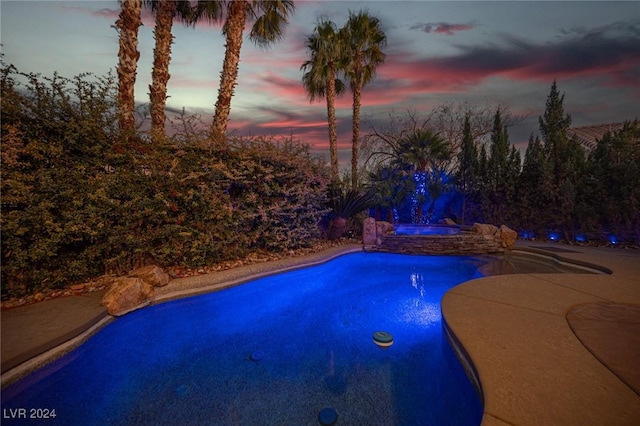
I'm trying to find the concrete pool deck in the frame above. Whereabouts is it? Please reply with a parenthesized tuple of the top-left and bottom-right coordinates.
(1, 241, 639, 425)
(443, 241, 640, 425)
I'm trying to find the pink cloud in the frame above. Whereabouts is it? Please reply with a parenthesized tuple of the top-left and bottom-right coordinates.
(253, 73, 311, 105)
(410, 22, 474, 36)
(260, 118, 328, 129)
(189, 21, 640, 155)
(375, 24, 640, 98)
(375, 53, 485, 97)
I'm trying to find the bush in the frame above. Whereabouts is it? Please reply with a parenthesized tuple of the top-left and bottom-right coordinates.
(1, 65, 331, 297)
(225, 136, 330, 250)
(1, 67, 121, 293)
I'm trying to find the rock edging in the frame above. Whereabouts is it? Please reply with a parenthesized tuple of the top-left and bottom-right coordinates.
(362, 218, 517, 254)
(101, 265, 170, 316)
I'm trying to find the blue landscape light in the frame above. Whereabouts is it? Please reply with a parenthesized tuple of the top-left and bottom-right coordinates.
(575, 234, 587, 243)
(548, 232, 560, 241)
(608, 234, 618, 245)
(411, 172, 427, 223)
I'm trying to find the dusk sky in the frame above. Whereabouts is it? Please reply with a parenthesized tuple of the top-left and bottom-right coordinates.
(2, 1, 639, 168)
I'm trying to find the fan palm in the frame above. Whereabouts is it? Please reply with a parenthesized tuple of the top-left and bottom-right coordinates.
(115, 0, 143, 135)
(301, 19, 346, 184)
(146, 0, 196, 143)
(392, 129, 451, 223)
(394, 129, 450, 175)
(341, 11, 386, 188)
(366, 165, 413, 222)
(207, 0, 294, 144)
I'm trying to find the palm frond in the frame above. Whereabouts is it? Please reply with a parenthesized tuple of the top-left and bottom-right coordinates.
(327, 187, 375, 219)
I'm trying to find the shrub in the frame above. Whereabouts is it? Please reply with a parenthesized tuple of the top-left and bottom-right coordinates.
(325, 186, 375, 240)
(224, 136, 331, 250)
(1, 67, 120, 293)
(1, 65, 331, 297)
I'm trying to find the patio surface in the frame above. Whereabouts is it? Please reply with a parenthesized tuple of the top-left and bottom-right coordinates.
(443, 241, 640, 425)
(2, 241, 639, 425)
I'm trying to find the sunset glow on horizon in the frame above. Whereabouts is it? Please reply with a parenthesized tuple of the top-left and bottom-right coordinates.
(2, 1, 639, 168)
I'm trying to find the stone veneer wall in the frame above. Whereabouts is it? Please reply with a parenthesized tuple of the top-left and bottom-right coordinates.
(365, 232, 505, 255)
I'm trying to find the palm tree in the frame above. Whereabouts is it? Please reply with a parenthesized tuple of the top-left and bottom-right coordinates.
(209, 0, 295, 144)
(146, 0, 196, 143)
(115, 0, 143, 135)
(392, 130, 451, 223)
(341, 10, 386, 188)
(366, 165, 413, 222)
(301, 19, 346, 184)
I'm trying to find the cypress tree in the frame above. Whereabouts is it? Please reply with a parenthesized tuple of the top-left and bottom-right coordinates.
(457, 114, 479, 224)
(539, 80, 572, 186)
(505, 145, 521, 225)
(538, 81, 584, 240)
(477, 143, 490, 223)
(489, 109, 510, 187)
(518, 134, 552, 237)
(487, 109, 511, 224)
(586, 120, 640, 243)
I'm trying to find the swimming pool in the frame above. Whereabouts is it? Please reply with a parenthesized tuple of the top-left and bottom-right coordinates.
(2, 253, 485, 425)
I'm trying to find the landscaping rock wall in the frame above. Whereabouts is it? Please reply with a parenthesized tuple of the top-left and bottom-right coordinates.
(363, 219, 516, 255)
(367, 233, 504, 255)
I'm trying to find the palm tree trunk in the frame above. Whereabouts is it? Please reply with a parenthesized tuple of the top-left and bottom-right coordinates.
(212, 0, 247, 145)
(326, 65, 339, 183)
(116, 0, 142, 135)
(351, 78, 362, 188)
(149, 0, 177, 143)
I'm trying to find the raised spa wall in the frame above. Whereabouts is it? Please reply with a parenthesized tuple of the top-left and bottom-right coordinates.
(362, 218, 517, 255)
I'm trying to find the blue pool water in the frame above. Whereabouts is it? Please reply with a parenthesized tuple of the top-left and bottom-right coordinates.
(394, 225, 461, 236)
(2, 253, 485, 425)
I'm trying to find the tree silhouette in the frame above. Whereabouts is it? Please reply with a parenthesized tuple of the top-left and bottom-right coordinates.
(341, 10, 386, 188)
(301, 19, 346, 183)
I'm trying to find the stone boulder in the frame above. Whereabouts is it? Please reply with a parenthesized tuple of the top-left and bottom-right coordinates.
(362, 217, 377, 245)
(128, 265, 170, 287)
(499, 225, 517, 248)
(102, 277, 154, 316)
(376, 221, 395, 237)
(471, 223, 499, 236)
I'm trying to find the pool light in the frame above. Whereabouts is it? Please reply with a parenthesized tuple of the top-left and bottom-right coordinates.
(318, 407, 338, 425)
(249, 350, 264, 361)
